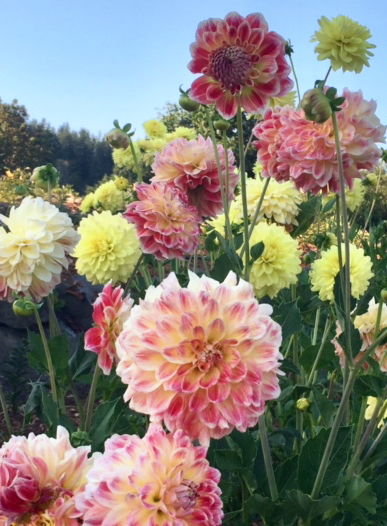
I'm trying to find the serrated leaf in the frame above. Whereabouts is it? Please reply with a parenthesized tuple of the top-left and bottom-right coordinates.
(275, 455, 298, 495)
(345, 475, 377, 515)
(371, 474, 387, 504)
(246, 494, 282, 523)
(90, 397, 129, 451)
(299, 342, 337, 373)
(214, 449, 241, 470)
(322, 198, 336, 214)
(282, 490, 340, 521)
(275, 299, 302, 340)
(313, 387, 335, 427)
(292, 196, 320, 237)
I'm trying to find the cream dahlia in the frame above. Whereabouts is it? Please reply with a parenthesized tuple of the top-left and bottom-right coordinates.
(151, 135, 239, 218)
(0, 197, 79, 301)
(76, 427, 223, 525)
(124, 182, 201, 260)
(0, 426, 93, 525)
(116, 271, 283, 445)
(354, 299, 387, 372)
(188, 12, 293, 119)
(365, 396, 387, 428)
(85, 282, 133, 375)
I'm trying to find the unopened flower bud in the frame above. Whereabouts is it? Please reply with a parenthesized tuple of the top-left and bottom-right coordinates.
(301, 89, 332, 124)
(12, 298, 36, 317)
(15, 184, 28, 196)
(381, 289, 387, 304)
(214, 120, 230, 132)
(106, 129, 130, 149)
(179, 93, 200, 112)
(114, 176, 129, 191)
(31, 164, 60, 191)
(296, 398, 311, 411)
(71, 430, 92, 447)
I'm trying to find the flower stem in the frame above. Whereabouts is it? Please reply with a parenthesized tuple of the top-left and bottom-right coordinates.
(322, 66, 332, 88)
(307, 316, 332, 386)
(358, 421, 387, 473)
(34, 306, 58, 405)
(236, 98, 250, 279)
(84, 365, 101, 433)
(124, 254, 144, 297)
(0, 378, 13, 436)
(47, 294, 61, 339)
(289, 53, 301, 104)
(259, 414, 279, 501)
(128, 137, 143, 183)
(67, 366, 85, 429)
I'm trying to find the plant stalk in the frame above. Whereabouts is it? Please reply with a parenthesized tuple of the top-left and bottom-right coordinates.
(34, 306, 58, 405)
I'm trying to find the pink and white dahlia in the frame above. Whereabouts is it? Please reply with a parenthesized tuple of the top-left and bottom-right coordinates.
(151, 135, 239, 218)
(124, 182, 201, 260)
(76, 427, 223, 526)
(0, 426, 93, 525)
(116, 271, 283, 445)
(188, 12, 293, 119)
(85, 282, 133, 375)
(254, 89, 386, 195)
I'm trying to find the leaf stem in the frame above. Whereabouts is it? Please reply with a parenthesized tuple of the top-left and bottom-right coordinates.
(236, 98, 250, 279)
(34, 306, 58, 405)
(0, 379, 13, 436)
(84, 365, 101, 432)
(259, 414, 279, 501)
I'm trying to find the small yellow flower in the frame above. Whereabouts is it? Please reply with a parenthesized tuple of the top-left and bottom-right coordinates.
(114, 176, 129, 191)
(312, 15, 376, 73)
(310, 243, 373, 302)
(365, 396, 387, 428)
(143, 119, 167, 138)
(80, 193, 95, 214)
(93, 180, 126, 213)
(73, 211, 141, 285)
(248, 222, 302, 298)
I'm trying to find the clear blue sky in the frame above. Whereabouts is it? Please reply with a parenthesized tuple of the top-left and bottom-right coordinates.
(1, 0, 386, 139)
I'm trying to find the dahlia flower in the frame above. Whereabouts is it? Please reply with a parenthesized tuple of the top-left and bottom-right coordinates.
(80, 192, 95, 214)
(114, 176, 130, 191)
(167, 126, 197, 141)
(113, 142, 141, 171)
(365, 396, 387, 428)
(124, 182, 201, 260)
(331, 320, 368, 370)
(354, 299, 387, 372)
(73, 210, 141, 285)
(206, 201, 242, 238)
(310, 243, 373, 302)
(85, 282, 133, 375)
(254, 89, 386, 195)
(270, 91, 296, 108)
(151, 135, 239, 218)
(323, 179, 365, 212)
(76, 427, 223, 525)
(143, 119, 168, 138)
(0, 197, 79, 301)
(248, 222, 302, 298)
(188, 12, 293, 119)
(116, 272, 282, 445)
(312, 16, 375, 73)
(93, 180, 126, 214)
(0, 426, 93, 525)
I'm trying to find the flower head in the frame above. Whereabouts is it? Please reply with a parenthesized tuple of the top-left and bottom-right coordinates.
(167, 126, 197, 141)
(205, 201, 242, 238)
(312, 15, 376, 73)
(114, 176, 130, 191)
(80, 193, 95, 215)
(354, 299, 387, 372)
(116, 271, 283, 445)
(248, 222, 302, 298)
(310, 243, 373, 302)
(76, 427, 223, 526)
(144, 119, 168, 138)
(323, 178, 365, 212)
(151, 135, 239, 218)
(188, 12, 293, 119)
(73, 211, 141, 285)
(124, 182, 201, 260)
(93, 180, 126, 213)
(0, 426, 93, 525)
(0, 197, 79, 301)
(113, 142, 142, 171)
(85, 282, 133, 375)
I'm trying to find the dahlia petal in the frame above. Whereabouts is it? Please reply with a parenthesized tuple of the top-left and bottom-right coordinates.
(216, 92, 239, 119)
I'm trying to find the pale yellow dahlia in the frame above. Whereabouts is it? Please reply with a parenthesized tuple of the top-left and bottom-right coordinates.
(311, 15, 376, 73)
(248, 222, 302, 298)
(113, 142, 141, 170)
(114, 176, 129, 191)
(270, 91, 297, 108)
(80, 193, 95, 214)
(167, 126, 197, 141)
(310, 243, 373, 302)
(73, 211, 141, 285)
(206, 201, 242, 238)
(354, 299, 387, 372)
(0, 197, 79, 301)
(365, 396, 387, 428)
(143, 119, 167, 138)
(93, 180, 126, 213)
(322, 179, 365, 212)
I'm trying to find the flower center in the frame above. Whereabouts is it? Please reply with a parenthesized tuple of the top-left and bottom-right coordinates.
(94, 239, 113, 255)
(260, 246, 277, 264)
(211, 45, 252, 90)
(193, 340, 223, 372)
(176, 481, 200, 510)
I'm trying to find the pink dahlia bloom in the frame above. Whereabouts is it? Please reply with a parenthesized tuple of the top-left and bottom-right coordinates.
(85, 282, 133, 375)
(151, 135, 239, 218)
(254, 89, 386, 195)
(188, 12, 293, 119)
(0, 426, 93, 525)
(76, 427, 223, 526)
(124, 182, 201, 260)
(116, 271, 283, 445)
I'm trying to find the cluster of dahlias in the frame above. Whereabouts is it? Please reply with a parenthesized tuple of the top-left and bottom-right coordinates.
(80, 177, 130, 215)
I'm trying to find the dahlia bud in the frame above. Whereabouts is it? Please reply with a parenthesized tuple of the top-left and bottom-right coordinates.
(178, 86, 200, 112)
(214, 120, 230, 132)
(30, 164, 60, 191)
(381, 289, 387, 304)
(114, 176, 129, 191)
(296, 398, 311, 412)
(106, 129, 130, 149)
(301, 88, 332, 124)
(15, 184, 28, 196)
(71, 430, 92, 447)
(12, 297, 36, 317)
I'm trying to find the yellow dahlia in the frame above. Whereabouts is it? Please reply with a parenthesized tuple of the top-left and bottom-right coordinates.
(73, 211, 141, 285)
(167, 126, 197, 141)
(93, 180, 126, 213)
(206, 201, 242, 238)
(365, 396, 387, 428)
(113, 142, 141, 171)
(310, 243, 373, 302)
(114, 176, 129, 191)
(322, 178, 365, 212)
(311, 15, 376, 73)
(143, 119, 167, 138)
(80, 192, 96, 214)
(248, 222, 302, 298)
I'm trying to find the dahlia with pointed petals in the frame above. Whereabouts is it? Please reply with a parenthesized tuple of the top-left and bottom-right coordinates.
(0, 197, 79, 301)
(188, 12, 293, 119)
(0, 426, 93, 525)
(116, 271, 283, 445)
(254, 89, 385, 195)
(85, 282, 133, 375)
(151, 135, 239, 218)
(76, 427, 223, 526)
(124, 182, 201, 260)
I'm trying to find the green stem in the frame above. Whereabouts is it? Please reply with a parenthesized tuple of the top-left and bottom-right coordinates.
(375, 298, 384, 337)
(222, 131, 230, 219)
(322, 66, 332, 88)
(123, 254, 144, 297)
(140, 262, 153, 287)
(358, 421, 387, 473)
(47, 294, 61, 338)
(353, 397, 367, 453)
(307, 317, 332, 386)
(0, 378, 13, 435)
(67, 367, 85, 429)
(34, 306, 58, 405)
(157, 260, 165, 281)
(236, 98, 250, 279)
(128, 137, 143, 183)
(259, 414, 278, 501)
(84, 365, 101, 432)
(289, 53, 301, 104)
(240, 178, 270, 262)
(312, 307, 321, 346)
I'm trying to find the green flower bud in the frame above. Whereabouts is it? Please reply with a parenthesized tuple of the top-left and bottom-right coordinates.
(12, 298, 36, 317)
(213, 120, 230, 131)
(301, 89, 332, 124)
(71, 430, 92, 447)
(296, 398, 311, 412)
(381, 289, 387, 304)
(179, 93, 200, 112)
(106, 129, 130, 149)
(30, 164, 60, 191)
(15, 184, 29, 196)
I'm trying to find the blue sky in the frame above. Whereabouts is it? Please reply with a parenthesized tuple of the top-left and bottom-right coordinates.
(0, 0, 386, 139)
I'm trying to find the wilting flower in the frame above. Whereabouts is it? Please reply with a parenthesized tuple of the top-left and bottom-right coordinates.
(93, 180, 127, 213)
(310, 243, 373, 302)
(144, 119, 168, 138)
(0, 426, 93, 525)
(188, 12, 293, 119)
(124, 182, 201, 260)
(365, 396, 387, 428)
(80, 193, 96, 215)
(73, 211, 141, 285)
(85, 282, 133, 375)
(152, 135, 239, 218)
(254, 89, 386, 195)
(76, 427, 223, 526)
(0, 197, 79, 301)
(116, 271, 283, 445)
(312, 15, 376, 73)
(354, 299, 387, 372)
(248, 222, 302, 298)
